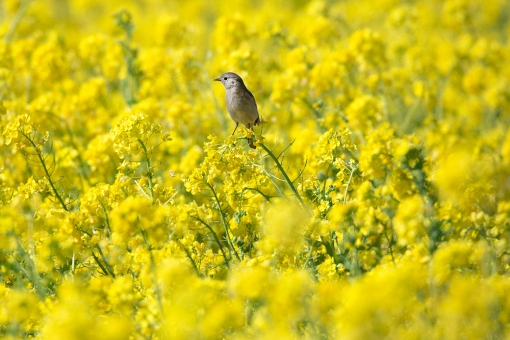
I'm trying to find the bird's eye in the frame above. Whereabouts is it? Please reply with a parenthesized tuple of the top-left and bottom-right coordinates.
(224, 77, 227, 80)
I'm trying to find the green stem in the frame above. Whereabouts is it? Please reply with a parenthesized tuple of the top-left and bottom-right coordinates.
(95, 244, 115, 278)
(343, 165, 356, 204)
(137, 139, 155, 203)
(20, 130, 68, 211)
(322, 163, 331, 193)
(243, 187, 275, 204)
(191, 214, 230, 269)
(4, 0, 31, 43)
(259, 143, 309, 214)
(302, 241, 314, 270)
(177, 239, 203, 277)
(205, 182, 241, 261)
(383, 231, 396, 266)
(257, 165, 287, 200)
(99, 201, 111, 236)
(92, 252, 110, 277)
(139, 229, 165, 317)
(53, 112, 92, 187)
(13, 233, 48, 298)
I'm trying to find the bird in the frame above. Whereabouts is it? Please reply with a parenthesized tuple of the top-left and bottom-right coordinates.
(214, 72, 260, 149)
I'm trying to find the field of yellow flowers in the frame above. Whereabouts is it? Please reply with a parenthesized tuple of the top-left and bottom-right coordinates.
(1, 0, 510, 338)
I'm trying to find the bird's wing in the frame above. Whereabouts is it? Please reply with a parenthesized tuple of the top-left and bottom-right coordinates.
(245, 89, 258, 113)
(245, 87, 256, 102)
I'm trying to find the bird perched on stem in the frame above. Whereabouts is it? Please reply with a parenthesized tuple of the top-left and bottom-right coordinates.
(214, 72, 260, 149)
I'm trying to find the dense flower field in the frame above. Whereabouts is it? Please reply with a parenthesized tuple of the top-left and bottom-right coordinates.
(1, 0, 510, 338)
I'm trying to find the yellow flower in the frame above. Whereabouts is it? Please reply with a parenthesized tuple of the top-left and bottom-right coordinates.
(155, 14, 193, 47)
(345, 95, 383, 133)
(213, 15, 250, 54)
(393, 195, 428, 246)
(110, 112, 162, 159)
(315, 128, 356, 164)
(2, 114, 35, 151)
(349, 28, 387, 68)
(78, 34, 108, 65)
(434, 147, 472, 202)
(16, 176, 39, 199)
(462, 64, 490, 95)
(316, 255, 339, 282)
(227, 265, 269, 299)
(431, 240, 488, 285)
(41, 282, 132, 340)
(258, 201, 309, 256)
(359, 124, 394, 179)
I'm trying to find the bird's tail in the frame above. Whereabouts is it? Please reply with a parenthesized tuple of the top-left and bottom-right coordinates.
(254, 116, 260, 126)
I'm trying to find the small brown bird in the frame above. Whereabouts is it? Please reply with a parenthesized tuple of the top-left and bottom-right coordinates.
(214, 72, 260, 149)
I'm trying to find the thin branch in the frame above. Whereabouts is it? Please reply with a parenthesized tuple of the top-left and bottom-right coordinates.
(133, 179, 151, 199)
(259, 143, 309, 214)
(242, 187, 276, 204)
(177, 239, 203, 277)
(137, 139, 155, 203)
(139, 228, 165, 317)
(190, 214, 230, 268)
(99, 201, 111, 236)
(204, 182, 241, 261)
(276, 138, 296, 160)
(292, 158, 308, 184)
(92, 252, 110, 277)
(4, 0, 31, 43)
(19, 130, 69, 211)
(95, 244, 115, 278)
(343, 165, 357, 204)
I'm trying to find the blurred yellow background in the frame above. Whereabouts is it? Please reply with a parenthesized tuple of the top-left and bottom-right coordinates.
(1, 0, 510, 338)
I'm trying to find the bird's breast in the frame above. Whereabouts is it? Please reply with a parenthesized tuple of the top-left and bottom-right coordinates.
(226, 89, 259, 125)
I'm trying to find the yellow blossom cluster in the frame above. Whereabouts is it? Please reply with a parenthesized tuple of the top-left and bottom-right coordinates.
(1, 0, 510, 338)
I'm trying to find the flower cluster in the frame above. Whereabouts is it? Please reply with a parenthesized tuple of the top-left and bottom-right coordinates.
(1, 0, 510, 338)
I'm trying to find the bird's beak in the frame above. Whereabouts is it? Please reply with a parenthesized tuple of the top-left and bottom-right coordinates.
(213, 77, 221, 81)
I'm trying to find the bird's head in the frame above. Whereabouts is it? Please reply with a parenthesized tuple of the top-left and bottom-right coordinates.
(214, 72, 244, 90)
